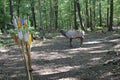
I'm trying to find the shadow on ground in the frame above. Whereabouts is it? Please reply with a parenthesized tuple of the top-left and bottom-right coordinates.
(0, 31, 120, 80)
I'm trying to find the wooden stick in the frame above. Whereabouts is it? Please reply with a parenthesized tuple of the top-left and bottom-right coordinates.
(19, 40, 33, 80)
(20, 40, 30, 80)
(25, 42, 33, 80)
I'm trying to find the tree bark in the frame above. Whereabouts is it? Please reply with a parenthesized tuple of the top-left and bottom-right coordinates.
(49, 0, 53, 31)
(76, 0, 85, 31)
(17, 0, 20, 17)
(108, 0, 113, 31)
(85, 0, 89, 28)
(0, 5, 6, 33)
(90, 2, 93, 31)
(54, 0, 58, 30)
(9, 0, 13, 24)
(99, 1, 102, 26)
(30, 0, 37, 29)
(107, 0, 109, 28)
(38, 0, 42, 28)
(68, 0, 71, 29)
(74, 0, 78, 30)
(93, 0, 96, 28)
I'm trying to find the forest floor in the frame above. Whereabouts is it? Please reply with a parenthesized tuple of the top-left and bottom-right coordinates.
(0, 30, 120, 80)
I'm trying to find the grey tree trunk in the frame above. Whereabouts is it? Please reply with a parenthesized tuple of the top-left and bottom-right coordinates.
(54, 0, 58, 30)
(86, 0, 89, 28)
(74, 0, 78, 30)
(30, 0, 37, 29)
(93, 0, 96, 28)
(49, 0, 53, 31)
(107, 0, 109, 28)
(9, 0, 13, 24)
(99, 1, 102, 26)
(76, 0, 85, 31)
(17, 0, 20, 17)
(38, 0, 42, 28)
(108, 0, 113, 31)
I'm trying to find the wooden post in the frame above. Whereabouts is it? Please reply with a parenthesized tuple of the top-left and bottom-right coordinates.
(25, 42, 33, 80)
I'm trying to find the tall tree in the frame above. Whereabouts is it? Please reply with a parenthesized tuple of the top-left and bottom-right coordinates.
(43, 0, 48, 30)
(89, 0, 93, 31)
(38, 0, 42, 28)
(17, 0, 20, 17)
(68, 0, 71, 29)
(99, 1, 102, 26)
(74, 0, 78, 30)
(93, 0, 96, 28)
(9, 0, 13, 24)
(30, 0, 37, 29)
(107, 0, 109, 28)
(76, 0, 85, 31)
(49, 0, 53, 31)
(54, 0, 58, 30)
(108, 0, 113, 31)
(0, 0, 6, 33)
(85, 0, 89, 28)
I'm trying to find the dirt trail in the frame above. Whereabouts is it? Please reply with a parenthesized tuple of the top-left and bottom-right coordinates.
(0, 31, 120, 80)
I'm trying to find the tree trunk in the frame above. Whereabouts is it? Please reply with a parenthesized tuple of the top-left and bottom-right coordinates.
(38, 0, 45, 38)
(107, 0, 109, 28)
(74, 0, 78, 30)
(68, 0, 71, 29)
(76, 0, 85, 31)
(86, 0, 89, 28)
(99, 1, 102, 26)
(93, 0, 96, 29)
(90, 3, 93, 31)
(44, 0, 47, 30)
(49, 0, 53, 31)
(38, 0, 42, 28)
(9, 0, 13, 24)
(30, 0, 37, 29)
(17, 0, 20, 17)
(0, 5, 6, 33)
(54, 0, 58, 30)
(108, 0, 113, 31)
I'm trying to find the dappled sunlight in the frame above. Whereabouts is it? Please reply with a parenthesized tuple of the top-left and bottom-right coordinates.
(0, 48, 10, 52)
(90, 57, 102, 61)
(84, 40, 102, 45)
(64, 45, 103, 53)
(1, 31, 120, 80)
(108, 39, 120, 43)
(64, 48, 82, 54)
(89, 50, 108, 54)
(58, 77, 80, 80)
(114, 44, 120, 48)
(82, 45, 103, 51)
(31, 51, 72, 60)
(9, 71, 26, 79)
(99, 72, 113, 79)
(87, 57, 102, 66)
(0, 54, 8, 60)
(10, 74, 18, 78)
(68, 50, 81, 54)
(33, 65, 80, 75)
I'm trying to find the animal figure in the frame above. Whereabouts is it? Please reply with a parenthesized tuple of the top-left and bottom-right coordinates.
(60, 29, 85, 47)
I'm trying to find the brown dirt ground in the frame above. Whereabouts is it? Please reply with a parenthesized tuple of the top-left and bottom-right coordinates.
(0, 31, 120, 80)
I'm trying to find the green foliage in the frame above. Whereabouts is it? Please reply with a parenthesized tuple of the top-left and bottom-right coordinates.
(0, 0, 10, 29)
(1, 0, 120, 33)
(95, 26, 104, 30)
(0, 35, 13, 47)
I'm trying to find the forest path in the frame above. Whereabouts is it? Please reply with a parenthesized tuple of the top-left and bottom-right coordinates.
(0, 31, 120, 80)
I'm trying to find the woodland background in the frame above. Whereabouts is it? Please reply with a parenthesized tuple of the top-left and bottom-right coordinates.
(0, 0, 120, 80)
(0, 0, 120, 34)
